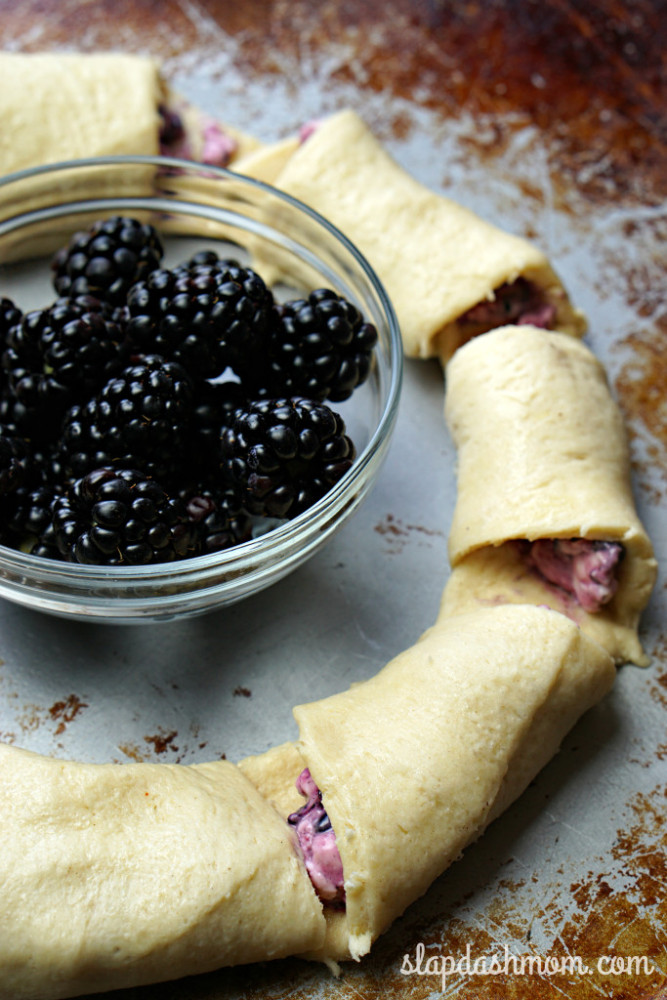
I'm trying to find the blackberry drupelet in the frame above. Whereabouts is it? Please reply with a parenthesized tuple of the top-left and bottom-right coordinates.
(6, 483, 65, 557)
(50, 467, 196, 565)
(173, 249, 220, 273)
(60, 355, 195, 486)
(51, 216, 164, 306)
(0, 297, 22, 347)
(182, 482, 253, 554)
(253, 288, 378, 402)
(221, 396, 356, 519)
(0, 426, 29, 496)
(125, 258, 274, 379)
(0, 298, 21, 427)
(2, 295, 127, 441)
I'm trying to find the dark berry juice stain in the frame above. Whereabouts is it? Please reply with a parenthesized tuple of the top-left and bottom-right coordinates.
(48, 693, 88, 736)
(375, 513, 444, 554)
(144, 729, 179, 754)
(10, 693, 88, 740)
(119, 726, 219, 763)
(374, 513, 409, 539)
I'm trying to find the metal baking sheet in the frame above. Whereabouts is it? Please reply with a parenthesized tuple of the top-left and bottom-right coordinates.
(1, 2, 665, 998)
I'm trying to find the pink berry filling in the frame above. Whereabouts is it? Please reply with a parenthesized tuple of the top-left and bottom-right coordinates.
(460, 277, 557, 331)
(288, 768, 345, 907)
(525, 538, 624, 613)
(159, 105, 237, 167)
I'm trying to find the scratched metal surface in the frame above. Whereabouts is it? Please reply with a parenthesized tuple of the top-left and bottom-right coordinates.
(0, 2, 666, 998)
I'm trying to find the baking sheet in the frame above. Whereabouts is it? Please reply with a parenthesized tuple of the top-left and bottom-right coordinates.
(0, 2, 666, 998)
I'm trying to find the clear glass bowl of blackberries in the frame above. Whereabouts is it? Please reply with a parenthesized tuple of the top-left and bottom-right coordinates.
(0, 157, 402, 622)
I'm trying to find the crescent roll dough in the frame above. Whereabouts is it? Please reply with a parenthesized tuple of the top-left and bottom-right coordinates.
(269, 109, 586, 361)
(241, 604, 615, 966)
(0, 52, 260, 178)
(0, 53, 163, 174)
(232, 135, 301, 184)
(0, 747, 325, 1000)
(439, 325, 657, 665)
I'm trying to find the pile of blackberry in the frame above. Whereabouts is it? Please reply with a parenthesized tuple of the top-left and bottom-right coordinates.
(0, 216, 377, 566)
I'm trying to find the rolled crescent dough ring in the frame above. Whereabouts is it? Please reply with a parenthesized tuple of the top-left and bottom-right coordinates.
(0, 75, 642, 998)
(439, 325, 657, 665)
(240, 603, 615, 967)
(268, 109, 586, 361)
(0, 749, 325, 1000)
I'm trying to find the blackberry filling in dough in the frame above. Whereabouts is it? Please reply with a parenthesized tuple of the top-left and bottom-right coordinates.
(460, 277, 556, 333)
(158, 102, 238, 167)
(525, 538, 624, 613)
(288, 768, 345, 907)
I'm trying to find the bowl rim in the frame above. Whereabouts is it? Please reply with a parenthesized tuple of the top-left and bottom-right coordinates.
(0, 154, 404, 584)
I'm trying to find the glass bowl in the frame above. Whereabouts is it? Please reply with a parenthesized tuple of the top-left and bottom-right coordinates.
(0, 157, 402, 623)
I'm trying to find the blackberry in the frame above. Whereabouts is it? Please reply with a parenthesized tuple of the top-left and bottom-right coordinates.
(51, 216, 164, 306)
(50, 467, 196, 565)
(125, 258, 274, 379)
(182, 482, 253, 554)
(221, 396, 356, 519)
(2, 295, 127, 440)
(60, 355, 195, 486)
(251, 289, 378, 402)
